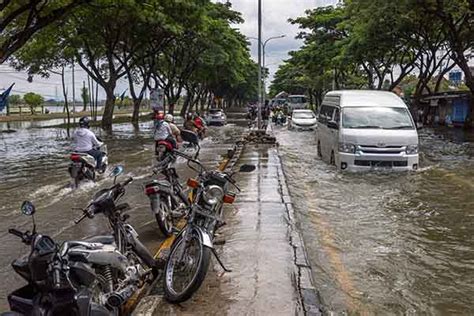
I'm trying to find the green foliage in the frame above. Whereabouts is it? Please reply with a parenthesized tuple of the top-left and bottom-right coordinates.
(8, 94, 22, 105)
(23, 92, 44, 114)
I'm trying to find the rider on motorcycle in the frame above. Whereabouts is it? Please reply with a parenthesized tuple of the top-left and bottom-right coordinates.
(194, 112, 206, 139)
(73, 117, 104, 171)
(184, 113, 198, 132)
(165, 114, 182, 144)
(153, 111, 177, 150)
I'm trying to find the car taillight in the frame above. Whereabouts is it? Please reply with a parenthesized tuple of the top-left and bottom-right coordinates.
(70, 154, 81, 162)
(145, 186, 159, 195)
(223, 193, 235, 204)
(187, 178, 199, 188)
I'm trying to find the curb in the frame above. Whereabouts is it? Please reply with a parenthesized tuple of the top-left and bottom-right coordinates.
(268, 125, 323, 315)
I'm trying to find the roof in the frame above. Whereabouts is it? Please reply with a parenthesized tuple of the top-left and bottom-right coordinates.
(325, 90, 407, 108)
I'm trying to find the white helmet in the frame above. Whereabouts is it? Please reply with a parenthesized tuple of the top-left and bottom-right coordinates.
(165, 114, 173, 123)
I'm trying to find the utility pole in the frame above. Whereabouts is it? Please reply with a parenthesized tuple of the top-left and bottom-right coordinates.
(257, 0, 262, 130)
(72, 57, 76, 123)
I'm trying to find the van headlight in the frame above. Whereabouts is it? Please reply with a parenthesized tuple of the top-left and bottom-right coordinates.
(203, 185, 224, 205)
(338, 143, 356, 154)
(406, 145, 418, 154)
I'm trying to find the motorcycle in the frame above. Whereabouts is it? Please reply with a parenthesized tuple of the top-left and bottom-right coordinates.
(162, 132, 256, 303)
(273, 112, 286, 126)
(145, 131, 200, 237)
(74, 167, 159, 300)
(5, 201, 117, 315)
(69, 143, 108, 188)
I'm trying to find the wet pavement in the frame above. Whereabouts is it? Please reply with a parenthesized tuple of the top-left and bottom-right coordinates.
(135, 144, 309, 315)
(274, 125, 474, 315)
(0, 119, 243, 311)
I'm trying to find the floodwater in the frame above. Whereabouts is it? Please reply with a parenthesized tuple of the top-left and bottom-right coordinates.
(0, 119, 243, 310)
(275, 126, 474, 315)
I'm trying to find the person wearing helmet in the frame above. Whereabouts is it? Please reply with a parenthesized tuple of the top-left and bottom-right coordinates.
(153, 111, 176, 150)
(193, 112, 206, 139)
(184, 112, 198, 132)
(165, 114, 182, 144)
(73, 117, 104, 170)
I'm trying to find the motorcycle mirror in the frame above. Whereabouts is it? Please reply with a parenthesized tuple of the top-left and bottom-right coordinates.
(181, 130, 199, 146)
(239, 164, 256, 173)
(21, 200, 36, 216)
(110, 165, 124, 178)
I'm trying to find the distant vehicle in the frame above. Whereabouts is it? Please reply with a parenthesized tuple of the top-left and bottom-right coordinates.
(289, 109, 317, 130)
(316, 90, 419, 171)
(205, 109, 227, 126)
(288, 95, 308, 111)
(270, 98, 287, 108)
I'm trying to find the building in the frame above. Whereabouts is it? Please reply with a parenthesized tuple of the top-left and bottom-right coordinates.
(419, 91, 471, 127)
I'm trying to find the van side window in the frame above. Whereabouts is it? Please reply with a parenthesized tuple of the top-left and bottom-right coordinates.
(318, 105, 335, 124)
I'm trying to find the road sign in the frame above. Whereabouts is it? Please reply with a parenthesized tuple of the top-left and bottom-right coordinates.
(150, 88, 164, 112)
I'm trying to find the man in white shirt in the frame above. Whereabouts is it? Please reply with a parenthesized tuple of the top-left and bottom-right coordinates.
(73, 117, 104, 170)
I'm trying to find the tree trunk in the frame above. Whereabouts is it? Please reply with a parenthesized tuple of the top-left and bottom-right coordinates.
(132, 99, 141, 129)
(102, 88, 115, 130)
(61, 67, 70, 138)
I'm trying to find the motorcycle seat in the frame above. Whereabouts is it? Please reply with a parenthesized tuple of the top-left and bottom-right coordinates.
(84, 235, 115, 245)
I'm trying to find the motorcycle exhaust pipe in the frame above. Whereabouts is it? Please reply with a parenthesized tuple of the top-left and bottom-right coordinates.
(106, 284, 136, 307)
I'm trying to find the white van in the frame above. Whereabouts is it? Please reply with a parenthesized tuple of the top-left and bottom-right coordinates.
(316, 90, 419, 171)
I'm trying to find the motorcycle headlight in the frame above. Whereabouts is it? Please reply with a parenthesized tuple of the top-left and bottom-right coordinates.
(203, 185, 224, 205)
(406, 144, 418, 154)
(338, 142, 356, 154)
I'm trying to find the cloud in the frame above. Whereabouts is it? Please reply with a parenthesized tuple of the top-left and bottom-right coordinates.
(229, 0, 317, 85)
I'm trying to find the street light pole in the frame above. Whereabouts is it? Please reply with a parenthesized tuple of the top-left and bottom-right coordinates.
(257, 0, 262, 129)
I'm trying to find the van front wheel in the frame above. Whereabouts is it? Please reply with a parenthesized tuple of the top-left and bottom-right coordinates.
(330, 151, 335, 166)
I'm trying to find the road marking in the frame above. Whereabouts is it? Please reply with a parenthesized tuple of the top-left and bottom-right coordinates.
(303, 183, 368, 314)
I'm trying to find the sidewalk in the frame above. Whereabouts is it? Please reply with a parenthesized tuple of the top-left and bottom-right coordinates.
(134, 143, 320, 315)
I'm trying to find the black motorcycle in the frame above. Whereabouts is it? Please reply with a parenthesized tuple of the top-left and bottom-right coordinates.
(5, 201, 113, 316)
(74, 166, 159, 308)
(163, 132, 256, 303)
(144, 154, 189, 237)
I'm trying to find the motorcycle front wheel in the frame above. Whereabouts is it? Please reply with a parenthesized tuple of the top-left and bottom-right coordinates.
(164, 231, 211, 303)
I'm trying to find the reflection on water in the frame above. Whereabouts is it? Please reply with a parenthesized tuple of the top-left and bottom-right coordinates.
(276, 127, 474, 314)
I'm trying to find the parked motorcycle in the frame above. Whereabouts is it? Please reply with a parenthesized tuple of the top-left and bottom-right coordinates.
(74, 166, 158, 309)
(145, 131, 200, 236)
(5, 201, 116, 315)
(162, 132, 256, 303)
(69, 143, 108, 188)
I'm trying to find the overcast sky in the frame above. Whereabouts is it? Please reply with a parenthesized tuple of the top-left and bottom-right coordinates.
(0, 0, 338, 100)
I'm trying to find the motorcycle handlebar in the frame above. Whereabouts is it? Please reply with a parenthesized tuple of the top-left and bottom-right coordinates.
(123, 177, 133, 186)
(8, 228, 24, 239)
(74, 212, 88, 224)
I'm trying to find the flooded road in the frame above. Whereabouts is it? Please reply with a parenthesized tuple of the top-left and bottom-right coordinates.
(0, 119, 243, 310)
(275, 126, 474, 314)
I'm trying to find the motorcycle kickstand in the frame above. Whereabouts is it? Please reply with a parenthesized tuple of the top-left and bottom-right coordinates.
(211, 248, 232, 272)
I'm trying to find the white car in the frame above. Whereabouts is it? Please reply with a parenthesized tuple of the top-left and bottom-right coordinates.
(289, 110, 317, 130)
(316, 90, 419, 171)
(205, 109, 227, 126)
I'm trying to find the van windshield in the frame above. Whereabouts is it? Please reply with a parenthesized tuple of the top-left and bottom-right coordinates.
(289, 96, 307, 104)
(342, 107, 414, 129)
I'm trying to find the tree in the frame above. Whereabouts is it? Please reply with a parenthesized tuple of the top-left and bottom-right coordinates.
(0, 0, 91, 63)
(8, 94, 22, 105)
(81, 84, 89, 112)
(23, 92, 43, 114)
